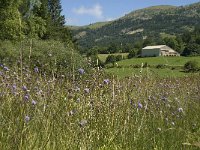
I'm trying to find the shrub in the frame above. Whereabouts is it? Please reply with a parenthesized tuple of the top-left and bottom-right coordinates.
(184, 60, 199, 72)
(143, 62, 148, 68)
(115, 55, 123, 61)
(128, 50, 136, 59)
(105, 55, 116, 65)
(156, 64, 166, 69)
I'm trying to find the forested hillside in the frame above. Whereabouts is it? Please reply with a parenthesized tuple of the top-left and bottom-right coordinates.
(71, 2, 200, 56)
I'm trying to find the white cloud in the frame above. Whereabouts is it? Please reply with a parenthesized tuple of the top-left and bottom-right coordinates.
(65, 18, 78, 25)
(73, 4, 103, 19)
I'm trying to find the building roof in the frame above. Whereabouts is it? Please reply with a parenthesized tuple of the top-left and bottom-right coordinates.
(142, 45, 166, 49)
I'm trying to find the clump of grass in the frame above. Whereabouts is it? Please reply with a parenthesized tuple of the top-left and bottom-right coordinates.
(0, 64, 200, 149)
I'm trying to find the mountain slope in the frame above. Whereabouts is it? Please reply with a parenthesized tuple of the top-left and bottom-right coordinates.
(71, 2, 200, 51)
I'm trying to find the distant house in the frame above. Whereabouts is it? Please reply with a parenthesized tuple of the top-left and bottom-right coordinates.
(141, 45, 180, 57)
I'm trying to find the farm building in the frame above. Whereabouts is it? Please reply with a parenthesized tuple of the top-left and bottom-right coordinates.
(141, 45, 180, 57)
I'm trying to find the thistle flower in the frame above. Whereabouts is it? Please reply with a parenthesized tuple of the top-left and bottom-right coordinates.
(78, 68, 85, 75)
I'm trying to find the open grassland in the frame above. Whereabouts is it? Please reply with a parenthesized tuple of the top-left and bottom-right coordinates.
(0, 65, 200, 149)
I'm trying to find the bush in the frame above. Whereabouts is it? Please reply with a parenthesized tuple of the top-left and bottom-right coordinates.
(156, 64, 166, 69)
(105, 55, 116, 65)
(128, 50, 136, 59)
(184, 60, 199, 72)
(115, 55, 123, 61)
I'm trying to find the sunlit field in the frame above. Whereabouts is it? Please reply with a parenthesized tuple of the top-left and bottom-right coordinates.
(0, 64, 200, 150)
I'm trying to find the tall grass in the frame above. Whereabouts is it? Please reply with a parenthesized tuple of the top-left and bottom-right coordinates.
(0, 64, 200, 149)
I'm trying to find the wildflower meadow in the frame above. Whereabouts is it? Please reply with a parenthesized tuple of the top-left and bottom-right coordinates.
(0, 64, 200, 149)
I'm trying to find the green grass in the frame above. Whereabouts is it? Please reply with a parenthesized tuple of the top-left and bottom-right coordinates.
(98, 53, 129, 62)
(105, 67, 189, 78)
(1, 64, 200, 149)
(117, 56, 200, 67)
(103, 56, 200, 78)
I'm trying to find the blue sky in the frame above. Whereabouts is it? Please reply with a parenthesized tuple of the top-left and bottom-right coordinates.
(61, 0, 200, 26)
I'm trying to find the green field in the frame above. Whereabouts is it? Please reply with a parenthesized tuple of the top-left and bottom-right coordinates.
(98, 53, 129, 62)
(103, 56, 200, 78)
(114, 56, 200, 67)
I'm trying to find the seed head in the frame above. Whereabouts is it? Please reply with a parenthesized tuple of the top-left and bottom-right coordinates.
(178, 107, 183, 113)
(84, 88, 90, 93)
(79, 119, 87, 127)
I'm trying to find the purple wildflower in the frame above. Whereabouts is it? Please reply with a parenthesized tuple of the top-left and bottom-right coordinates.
(103, 79, 110, 84)
(12, 84, 17, 90)
(25, 115, 30, 122)
(138, 102, 143, 109)
(34, 67, 39, 73)
(3, 66, 9, 71)
(22, 86, 27, 91)
(78, 68, 85, 75)
(32, 100, 37, 105)
(24, 94, 29, 101)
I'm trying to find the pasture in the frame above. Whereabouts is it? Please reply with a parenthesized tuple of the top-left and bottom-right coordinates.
(98, 53, 129, 62)
(100, 56, 200, 78)
(0, 64, 200, 149)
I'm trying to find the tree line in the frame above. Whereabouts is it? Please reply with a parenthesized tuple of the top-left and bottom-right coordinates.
(0, 0, 71, 42)
(86, 26, 200, 58)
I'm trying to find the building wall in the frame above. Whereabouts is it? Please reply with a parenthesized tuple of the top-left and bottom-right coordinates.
(141, 48, 160, 57)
